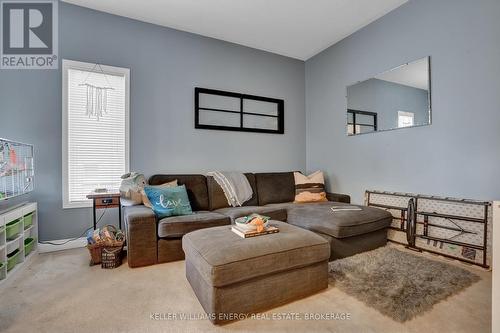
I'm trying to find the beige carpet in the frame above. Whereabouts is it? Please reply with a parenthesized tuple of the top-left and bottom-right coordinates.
(0, 244, 492, 333)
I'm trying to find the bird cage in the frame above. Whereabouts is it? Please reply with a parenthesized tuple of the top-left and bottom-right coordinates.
(0, 139, 34, 201)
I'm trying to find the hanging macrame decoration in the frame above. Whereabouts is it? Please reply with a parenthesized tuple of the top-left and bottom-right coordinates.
(80, 83, 113, 120)
(79, 64, 114, 120)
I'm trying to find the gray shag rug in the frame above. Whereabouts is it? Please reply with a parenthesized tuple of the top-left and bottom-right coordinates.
(329, 246, 480, 322)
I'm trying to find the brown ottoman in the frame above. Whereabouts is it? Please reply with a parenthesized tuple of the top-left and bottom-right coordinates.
(182, 221, 330, 324)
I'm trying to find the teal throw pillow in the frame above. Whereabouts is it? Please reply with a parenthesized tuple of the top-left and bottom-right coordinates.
(144, 185, 193, 218)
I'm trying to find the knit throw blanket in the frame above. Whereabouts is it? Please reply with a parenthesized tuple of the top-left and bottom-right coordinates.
(207, 171, 253, 207)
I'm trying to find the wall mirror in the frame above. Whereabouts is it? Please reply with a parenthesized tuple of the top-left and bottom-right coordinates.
(346, 56, 431, 136)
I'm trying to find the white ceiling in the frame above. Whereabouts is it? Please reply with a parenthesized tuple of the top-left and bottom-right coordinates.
(62, 0, 408, 60)
(376, 57, 429, 90)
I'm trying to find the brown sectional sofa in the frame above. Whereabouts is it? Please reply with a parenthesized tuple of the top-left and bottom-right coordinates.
(123, 172, 392, 268)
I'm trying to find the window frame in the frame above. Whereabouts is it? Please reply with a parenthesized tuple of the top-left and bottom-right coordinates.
(398, 111, 415, 128)
(62, 59, 130, 209)
(347, 109, 378, 135)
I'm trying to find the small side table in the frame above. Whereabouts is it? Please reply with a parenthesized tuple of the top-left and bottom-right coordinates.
(86, 192, 122, 230)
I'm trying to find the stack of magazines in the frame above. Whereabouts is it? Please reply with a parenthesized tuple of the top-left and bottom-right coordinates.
(231, 214, 280, 238)
(231, 224, 280, 238)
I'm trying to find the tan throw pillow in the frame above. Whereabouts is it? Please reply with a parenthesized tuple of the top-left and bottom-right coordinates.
(142, 180, 178, 208)
(294, 171, 327, 203)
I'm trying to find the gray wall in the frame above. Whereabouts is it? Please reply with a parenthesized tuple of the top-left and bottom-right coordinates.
(347, 78, 429, 131)
(306, 0, 500, 204)
(0, 3, 306, 240)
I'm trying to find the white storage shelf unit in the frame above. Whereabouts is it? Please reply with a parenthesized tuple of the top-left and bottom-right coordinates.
(0, 202, 38, 282)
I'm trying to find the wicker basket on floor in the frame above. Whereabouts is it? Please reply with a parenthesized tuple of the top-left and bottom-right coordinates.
(86, 225, 125, 266)
(101, 245, 124, 269)
(87, 243, 102, 266)
(87, 239, 124, 266)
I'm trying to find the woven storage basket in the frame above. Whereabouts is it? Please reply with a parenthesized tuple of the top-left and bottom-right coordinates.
(87, 243, 102, 266)
(101, 246, 123, 269)
(87, 239, 124, 266)
(86, 225, 125, 266)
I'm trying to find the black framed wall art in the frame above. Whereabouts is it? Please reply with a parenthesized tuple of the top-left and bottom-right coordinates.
(195, 87, 284, 134)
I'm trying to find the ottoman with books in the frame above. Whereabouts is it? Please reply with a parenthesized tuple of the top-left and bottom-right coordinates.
(182, 221, 330, 324)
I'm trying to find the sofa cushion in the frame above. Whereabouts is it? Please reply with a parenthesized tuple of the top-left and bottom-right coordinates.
(207, 173, 258, 210)
(264, 202, 296, 210)
(158, 211, 230, 238)
(144, 185, 193, 218)
(284, 203, 392, 238)
(215, 206, 287, 223)
(182, 221, 330, 287)
(149, 174, 209, 211)
(255, 172, 295, 205)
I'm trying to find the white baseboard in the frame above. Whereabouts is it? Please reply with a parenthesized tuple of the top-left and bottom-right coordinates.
(38, 237, 87, 253)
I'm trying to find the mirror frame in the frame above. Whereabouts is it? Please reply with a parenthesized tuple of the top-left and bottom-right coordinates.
(345, 56, 432, 136)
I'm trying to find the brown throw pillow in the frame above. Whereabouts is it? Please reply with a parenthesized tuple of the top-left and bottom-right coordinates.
(294, 171, 327, 203)
(142, 180, 178, 208)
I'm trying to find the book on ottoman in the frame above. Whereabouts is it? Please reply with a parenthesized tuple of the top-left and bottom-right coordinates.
(231, 225, 279, 238)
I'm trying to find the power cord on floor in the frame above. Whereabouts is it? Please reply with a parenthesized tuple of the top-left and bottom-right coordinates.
(39, 207, 108, 246)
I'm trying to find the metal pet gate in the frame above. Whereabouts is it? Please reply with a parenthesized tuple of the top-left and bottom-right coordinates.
(366, 190, 492, 268)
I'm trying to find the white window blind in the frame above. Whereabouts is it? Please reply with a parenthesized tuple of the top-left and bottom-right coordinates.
(62, 60, 129, 208)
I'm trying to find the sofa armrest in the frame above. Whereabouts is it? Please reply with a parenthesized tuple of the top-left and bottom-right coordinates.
(326, 192, 351, 204)
(124, 205, 158, 268)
